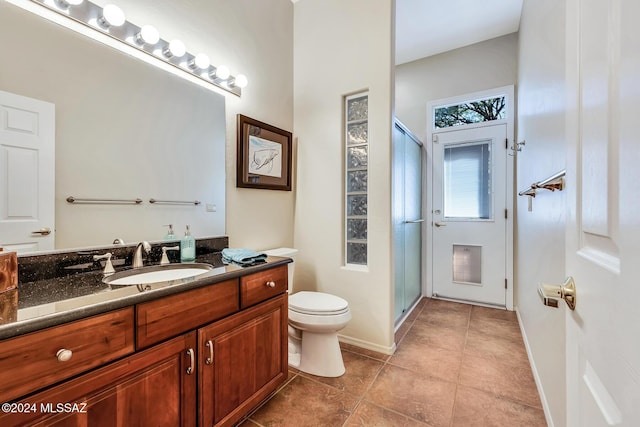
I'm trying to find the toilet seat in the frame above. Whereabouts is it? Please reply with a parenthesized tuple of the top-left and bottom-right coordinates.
(289, 291, 349, 316)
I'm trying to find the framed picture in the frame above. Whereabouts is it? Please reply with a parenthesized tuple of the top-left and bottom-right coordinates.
(236, 114, 292, 191)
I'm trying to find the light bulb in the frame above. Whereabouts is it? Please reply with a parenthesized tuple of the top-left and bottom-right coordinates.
(98, 4, 125, 28)
(163, 39, 186, 58)
(135, 25, 159, 45)
(189, 53, 210, 70)
(210, 65, 230, 80)
(65, 0, 84, 4)
(233, 74, 248, 88)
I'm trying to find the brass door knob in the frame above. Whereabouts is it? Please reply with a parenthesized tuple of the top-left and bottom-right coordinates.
(538, 276, 576, 310)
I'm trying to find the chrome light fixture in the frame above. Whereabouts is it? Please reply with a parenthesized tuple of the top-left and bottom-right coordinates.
(19, 0, 246, 96)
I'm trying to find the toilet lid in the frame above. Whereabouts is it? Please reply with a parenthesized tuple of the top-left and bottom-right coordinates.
(289, 291, 349, 315)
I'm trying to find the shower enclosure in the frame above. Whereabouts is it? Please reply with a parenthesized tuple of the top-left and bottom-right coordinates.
(393, 120, 424, 325)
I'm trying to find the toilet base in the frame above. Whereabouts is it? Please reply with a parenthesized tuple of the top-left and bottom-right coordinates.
(295, 330, 345, 377)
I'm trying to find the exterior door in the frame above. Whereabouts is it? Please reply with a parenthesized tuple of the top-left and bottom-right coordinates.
(0, 90, 55, 253)
(432, 124, 507, 307)
(564, 0, 640, 424)
(393, 121, 423, 322)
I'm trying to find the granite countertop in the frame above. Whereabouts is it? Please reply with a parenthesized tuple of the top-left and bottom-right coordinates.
(0, 255, 291, 341)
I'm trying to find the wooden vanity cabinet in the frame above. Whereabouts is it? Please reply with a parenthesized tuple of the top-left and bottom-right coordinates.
(0, 332, 197, 427)
(199, 293, 288, 427)
(0, 263, 288, 427)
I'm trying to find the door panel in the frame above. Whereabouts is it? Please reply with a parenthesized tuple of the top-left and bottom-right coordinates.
(565, 0, 640, 424)
(432, 124, 507, 306)
(0, 90, 55, 253)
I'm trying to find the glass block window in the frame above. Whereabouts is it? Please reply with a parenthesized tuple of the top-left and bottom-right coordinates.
(345, 92, 369, 266)
(434, 96, 506, 129)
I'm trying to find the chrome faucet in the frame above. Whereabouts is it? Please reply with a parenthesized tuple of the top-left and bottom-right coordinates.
(132, 241, 151, 268)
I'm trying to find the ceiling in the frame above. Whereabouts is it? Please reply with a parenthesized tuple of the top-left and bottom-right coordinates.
(395, 0, 524, 65)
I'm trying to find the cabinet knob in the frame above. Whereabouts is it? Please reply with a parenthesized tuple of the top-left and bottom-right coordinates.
(266, 281, 276, 288)
(56, 349, 73, 362)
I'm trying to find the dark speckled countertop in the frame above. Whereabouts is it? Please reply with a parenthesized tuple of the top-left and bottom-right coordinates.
(0, 237, 291, 341)
(1, 256, 290, 341)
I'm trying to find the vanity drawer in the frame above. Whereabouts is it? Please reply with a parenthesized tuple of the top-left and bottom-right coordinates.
(0, 307, 134, 402)
(240, 265, 288, 308)
(136, 279, 239, 349)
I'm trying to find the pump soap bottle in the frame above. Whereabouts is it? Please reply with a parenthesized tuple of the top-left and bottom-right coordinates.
(180, 225, 196, 262)
(164, 224, 176, 240)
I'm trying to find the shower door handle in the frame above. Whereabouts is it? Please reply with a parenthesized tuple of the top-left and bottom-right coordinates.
(434, 222, 447, 227)
(404, 219, 424, 224)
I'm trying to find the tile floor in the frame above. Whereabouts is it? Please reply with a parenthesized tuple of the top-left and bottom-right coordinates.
(240, 298, 547, 427)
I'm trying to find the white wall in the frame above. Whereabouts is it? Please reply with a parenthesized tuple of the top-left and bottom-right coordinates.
(395, 33, 518, 139)
(293, 0, 396, 353)
(516, 0, 567, 425)
(1, 0, 294, 250)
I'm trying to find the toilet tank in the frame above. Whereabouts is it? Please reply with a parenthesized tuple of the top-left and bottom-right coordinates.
(263, 248, 298, 293)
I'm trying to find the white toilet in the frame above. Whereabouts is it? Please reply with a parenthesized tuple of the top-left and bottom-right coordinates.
(264, 248, 351, 377)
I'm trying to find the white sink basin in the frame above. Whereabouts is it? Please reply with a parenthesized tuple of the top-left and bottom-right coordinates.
(104, 263, 214, 286)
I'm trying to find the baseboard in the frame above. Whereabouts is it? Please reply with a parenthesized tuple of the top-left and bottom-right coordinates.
(515, 307, 555, 427)
(338, 334, 396, 356)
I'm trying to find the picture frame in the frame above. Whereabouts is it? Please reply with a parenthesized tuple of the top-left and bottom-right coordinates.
(236, 114, 292, 191)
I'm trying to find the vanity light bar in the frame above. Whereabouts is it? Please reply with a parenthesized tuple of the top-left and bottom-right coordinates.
(25, 0, 247, 96)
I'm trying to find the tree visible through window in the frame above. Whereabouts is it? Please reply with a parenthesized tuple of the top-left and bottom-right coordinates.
(435, 96, 506, 129)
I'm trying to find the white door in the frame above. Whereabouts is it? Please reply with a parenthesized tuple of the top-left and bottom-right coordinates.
(0, 91, 55, 253)
(564, 0, 640, 425)
(432, 124, 507, 307)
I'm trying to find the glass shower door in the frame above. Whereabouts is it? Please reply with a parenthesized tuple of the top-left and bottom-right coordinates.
(393, 121, 423, 323)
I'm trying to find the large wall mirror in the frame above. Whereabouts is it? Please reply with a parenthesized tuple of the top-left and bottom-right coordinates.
(0, 2, 226, 252)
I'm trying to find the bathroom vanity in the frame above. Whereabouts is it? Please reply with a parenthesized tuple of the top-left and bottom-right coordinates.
(0, 248, 289, 427)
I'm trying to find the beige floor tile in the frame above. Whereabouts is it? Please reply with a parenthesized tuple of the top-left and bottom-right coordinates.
(249, 375, 358, 427)
(298, 350, 384, 396)
(415, 306, 470, 329)
(345, 400, 433, 427)
(365, 365, 456, 427)
(467, 316, 523, 343)
(470, 305, 518, 322)
(389, 333, 463, 383)
(464, 328, 529, 366)
(458, 353, 542, 409)
(406, 321, 468, 352)
(426, 299, 472, 313)
(451, 385, 547, 427)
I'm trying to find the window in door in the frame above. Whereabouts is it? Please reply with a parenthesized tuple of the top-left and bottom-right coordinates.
(443, 141, 492, 220)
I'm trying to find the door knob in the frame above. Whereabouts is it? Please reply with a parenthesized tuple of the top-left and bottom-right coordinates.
(434, 222, 447, 227)
(31, 227, 51, 236)
(538, 276, 576, 310)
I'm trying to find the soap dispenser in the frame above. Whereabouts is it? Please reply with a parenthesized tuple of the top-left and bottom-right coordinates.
(180, 225, 196, 262)
(164, 224, 176, 240)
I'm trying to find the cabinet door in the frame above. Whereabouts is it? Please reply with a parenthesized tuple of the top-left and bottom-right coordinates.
(0, 332, 197, 427)
(199, 294, 287, 427)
